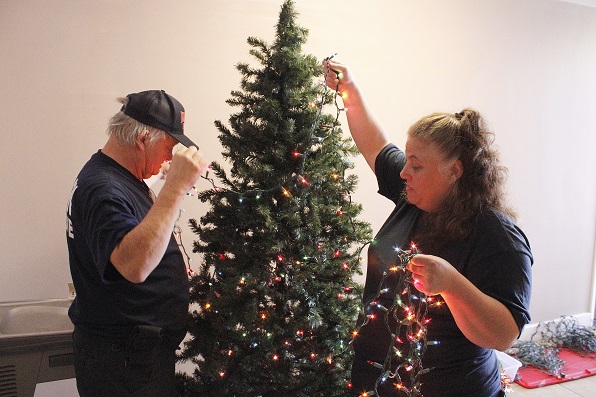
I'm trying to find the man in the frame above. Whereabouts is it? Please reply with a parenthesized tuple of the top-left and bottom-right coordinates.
(66, 90, 207, 396)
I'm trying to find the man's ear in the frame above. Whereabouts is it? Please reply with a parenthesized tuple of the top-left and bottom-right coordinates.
(137, 130, 149, 148)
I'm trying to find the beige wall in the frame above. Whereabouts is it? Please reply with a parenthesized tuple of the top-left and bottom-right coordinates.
(1, 0, 595, 325)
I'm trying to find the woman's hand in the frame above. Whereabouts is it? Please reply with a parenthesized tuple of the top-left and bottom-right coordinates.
(408, 253, 520, 350)
(322, 59, 354, 93)
(407, 254, 459, 295)
(320, 58, 389, 171)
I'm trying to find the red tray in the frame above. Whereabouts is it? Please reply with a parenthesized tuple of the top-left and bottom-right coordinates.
(515, 348, 596, 388)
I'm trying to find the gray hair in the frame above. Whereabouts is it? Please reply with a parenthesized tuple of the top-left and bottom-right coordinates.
(106, 97, 166, 146)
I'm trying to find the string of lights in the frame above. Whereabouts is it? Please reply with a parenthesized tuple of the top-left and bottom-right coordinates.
(174, 53, 355, 278)
(173, 208, 196, 279)
(198, 52, 343, 201)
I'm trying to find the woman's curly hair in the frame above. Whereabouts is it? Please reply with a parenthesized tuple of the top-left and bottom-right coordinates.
(408, 108, 515, 247)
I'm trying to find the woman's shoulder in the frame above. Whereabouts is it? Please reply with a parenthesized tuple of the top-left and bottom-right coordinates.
(474, 209, 532, 257)
(376, 143, 406, 202)
(477, 208, 514, 228)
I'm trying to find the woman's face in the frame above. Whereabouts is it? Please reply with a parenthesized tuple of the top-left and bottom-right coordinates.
(399, 136, 463, 213)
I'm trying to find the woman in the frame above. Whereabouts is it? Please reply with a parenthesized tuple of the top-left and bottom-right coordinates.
(323, 60, 532, 397)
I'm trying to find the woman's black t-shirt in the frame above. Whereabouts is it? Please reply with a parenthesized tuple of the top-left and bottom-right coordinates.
(352, 144, 532, 397)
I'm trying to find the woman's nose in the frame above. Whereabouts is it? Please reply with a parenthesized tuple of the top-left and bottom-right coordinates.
(400, 166, 409, 180)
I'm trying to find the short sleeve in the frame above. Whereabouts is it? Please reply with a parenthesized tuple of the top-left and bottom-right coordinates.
(79, 184, 142, 281)
(375, 143, 407, 202)
(465, 213, 533, 334)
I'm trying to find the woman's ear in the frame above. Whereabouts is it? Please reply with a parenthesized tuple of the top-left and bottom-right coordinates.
(451, 159, 463, 181)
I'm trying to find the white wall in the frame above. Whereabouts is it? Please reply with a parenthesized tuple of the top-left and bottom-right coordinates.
(1, 0, 595, 326)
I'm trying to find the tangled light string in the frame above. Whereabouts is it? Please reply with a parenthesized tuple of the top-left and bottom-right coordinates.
(507, 316, 596, 377)
(507, 340, 564, 376)
(539, 316, 596, 355)
(353, 244, 442, 397)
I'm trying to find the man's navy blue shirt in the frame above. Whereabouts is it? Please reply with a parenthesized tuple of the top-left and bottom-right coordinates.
(66, 150, 189, 345)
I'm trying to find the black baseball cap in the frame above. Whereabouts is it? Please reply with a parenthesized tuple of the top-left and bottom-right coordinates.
(121, 89, 198, 149)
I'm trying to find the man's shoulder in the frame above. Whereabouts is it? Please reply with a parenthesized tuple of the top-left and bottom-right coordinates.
(77, 152, 131, 190)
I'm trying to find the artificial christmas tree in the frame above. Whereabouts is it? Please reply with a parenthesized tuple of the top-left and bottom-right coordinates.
(177, 1, 372, 396)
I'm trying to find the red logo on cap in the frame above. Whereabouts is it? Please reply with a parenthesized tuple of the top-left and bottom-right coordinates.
(180, 111, 185, 131)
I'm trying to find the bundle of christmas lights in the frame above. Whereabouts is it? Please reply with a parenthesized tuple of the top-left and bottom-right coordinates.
(540, 316, 596, 355)
(507, 316, 596, 377)
(352, 244, 442, 396)
(507, 340, 564, 376)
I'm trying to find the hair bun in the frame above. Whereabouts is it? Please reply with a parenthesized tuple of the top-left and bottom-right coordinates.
(456, 109, 480, 133)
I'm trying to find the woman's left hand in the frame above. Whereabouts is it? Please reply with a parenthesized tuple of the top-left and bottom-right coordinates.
(407, 254, 459, 295)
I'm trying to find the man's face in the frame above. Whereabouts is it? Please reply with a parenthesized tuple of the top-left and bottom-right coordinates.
(141, 133, 179, 179)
